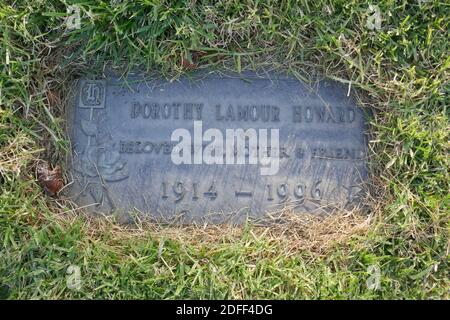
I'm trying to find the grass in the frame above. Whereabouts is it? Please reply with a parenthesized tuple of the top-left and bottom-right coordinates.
(0, 0, 448, 299)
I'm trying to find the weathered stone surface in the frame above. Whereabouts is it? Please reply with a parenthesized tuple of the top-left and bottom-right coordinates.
(66, 72, 369, 223)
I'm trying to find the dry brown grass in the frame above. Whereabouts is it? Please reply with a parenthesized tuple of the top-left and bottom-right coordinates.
(0, 127, 40, 181)
(49, 195, 377, 258)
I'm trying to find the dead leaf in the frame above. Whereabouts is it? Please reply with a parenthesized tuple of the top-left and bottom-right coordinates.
(36, 161, 64, 197)
(180, 51, 207, 70)
(46, 89, 60, 108)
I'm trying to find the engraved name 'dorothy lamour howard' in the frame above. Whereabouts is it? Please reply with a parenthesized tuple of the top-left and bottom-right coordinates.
(129, 101, 356, 124)
(67, 72, 369, 223)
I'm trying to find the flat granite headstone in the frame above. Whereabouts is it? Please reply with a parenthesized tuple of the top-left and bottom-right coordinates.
(66, 72, 368, 223)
